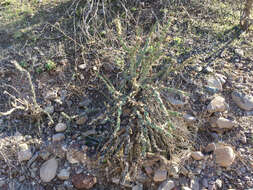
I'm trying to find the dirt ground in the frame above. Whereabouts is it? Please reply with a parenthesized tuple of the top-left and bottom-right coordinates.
(0, 0, 253, 190)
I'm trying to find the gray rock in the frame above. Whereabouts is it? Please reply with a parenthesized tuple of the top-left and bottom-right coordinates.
(190, 177, 200, 190)
(202, 178, 208, 188)
(206, 75, 223, 91)
(18, 143, 32, 162)
(40, 158, 58, 182)
(52, 133, 65, 142)
(153, 169, 167, 182)
(57, 169, 70, 180)
(232, 91, 253, 111)
(132, 184, 143, 190)
(44, 105, 54, 114)
(215, 117, 236, 129)
(158, 180, 175, 190)
(55, 123, 67, 132)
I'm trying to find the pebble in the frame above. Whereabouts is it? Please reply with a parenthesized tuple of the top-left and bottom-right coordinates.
(153, 169, 167, 182)
(55, 123, 67, 132)
(57, 169, 70, 180)
(39, 150, 50, 160)
(231, 91, 253, 111)
(40, 158, 58, 182)
(76, 116, 88, 125)
(190, 177, 200, 190)
(207, 96, 227, 113)
(214, 145, 235, 167)
(44, 105, 54, 114)
(78, 64, 87, 70)
(215, 179, 222, 188)
(205, 143, 216, 153)
(215, 117, 236, 129)
(132, 184, 143, 190)
(182, 187, 191, 190)
(191, 151, 205, 161)
(183, 114, 197, 124)
(52, 133, 65, 142)
(18, 143, 32, 162)
(158, 180, 175, 190)
(72, 173, 97, 189)
(202, 178, 208, 188)
(206, 76, 223, 91)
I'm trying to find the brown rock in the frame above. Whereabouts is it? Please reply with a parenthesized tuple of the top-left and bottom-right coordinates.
(207, 96, 227, 113)
(191, 151, 204, 160)
(205, 143, 216, 153)
(214, 145, 235, 167)
(153, 169, 167, 182)
(76, 116, 88, 125)
(72, 173, 97, 189)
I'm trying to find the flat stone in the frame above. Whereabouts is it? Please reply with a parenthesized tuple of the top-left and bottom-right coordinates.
(214, 145, 235, 167)
(52, 133, 65, 142)
(55, 123, 67, 132)
(207, 96, 227, 113)
(191, 151, 204, 161)
(231, 91, 253, 111)
(153, 169, 167, 182)
(215, 117, 236, 129)
(182, 187, 192, 190)
(57, 169, 70, 180)
(18, 143, 32, 162)
(158, 180, 175, 190)
(40, 158, 58, 182)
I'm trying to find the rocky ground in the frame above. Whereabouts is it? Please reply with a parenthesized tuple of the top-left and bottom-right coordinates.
(0, 0, 253, 190)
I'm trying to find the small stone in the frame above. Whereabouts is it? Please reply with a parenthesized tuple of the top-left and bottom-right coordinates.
(44, 105, 54, 114)
(202, 178, 208, 188)
(57, 169, 70, 180)
(132, 184, 143, 190)
(215, 117, 236, 129)
(191, 151, 204, 161)
(215, 74, 226, 84)
(55, 123, 67, 132)
(18, 143, 32, 162)
(72, 173, 97, 189)
(144, 166, 153, 177)
(52, 133, 65, 142)
(182, 187, 192, 190)
(79, 99, 91, 107)
(39, 150, 50, 160)
(214, 145, 235, 167)
(40, 158, 58, 182)
(235, 48, 244, 56)
(205, 143, 216, 153)
(158, 180, 175, 190)
(19, 176, 25, 182)
(207, 96, 227, 113)
(190, 178, 200, 190)
(78, 64, 87, 70)
(206, 76, 223, 91)
(183, 114, 196, 124)
(76, 116, 88, 125)
(153, 169, 167, 182)
(231, 91, 253, 111)
(215, 179, 222, 188)
(240, 135, 247, 144)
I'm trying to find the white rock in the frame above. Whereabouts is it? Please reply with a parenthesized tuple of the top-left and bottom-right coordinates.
(191, 151, 204, 161)
(183, 114, 196, 124)
(207, 96, 227, 113)
(153, 169, 167, 182)
(216, 117, 236, 129)
(235, 48, 244, 56)
(215, 73, 226, 84)
(40, 158, 58, 182)
(57, 169, 70, 180)
(231, 91, 253, 111)
(55, 123, 67, 132)
(158, 180, 175, 190)
(214, 145, 235, 167)
(207, 76, 223, 91)
(18, 143, 32, 162)
(167, 96, 186, 107)
(181, 187, 191, 190)
(52, 133, 65, 142)
(78, 64, 87, 70)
